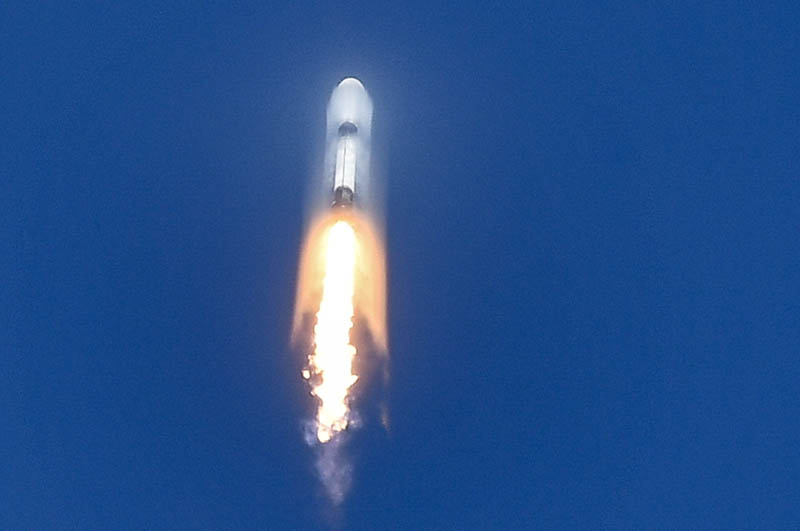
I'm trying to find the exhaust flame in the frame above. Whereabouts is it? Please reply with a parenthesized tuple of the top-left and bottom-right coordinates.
(293, 210, 387, 504)
(305, 220, 358, 443)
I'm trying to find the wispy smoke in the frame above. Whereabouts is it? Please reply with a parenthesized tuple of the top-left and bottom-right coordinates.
(316, 437, 352, 506)
(302, 419, 357, 505)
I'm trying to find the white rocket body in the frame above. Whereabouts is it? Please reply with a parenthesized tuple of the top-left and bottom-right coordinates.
(325, 78, 373, 208)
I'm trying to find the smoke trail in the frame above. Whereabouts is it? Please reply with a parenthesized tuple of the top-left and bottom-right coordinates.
(302, 430, 352, 507)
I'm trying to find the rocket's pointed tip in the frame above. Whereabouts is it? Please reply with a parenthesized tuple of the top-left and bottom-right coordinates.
(328, 76, 372, 131)
(338, 77, 365, 90)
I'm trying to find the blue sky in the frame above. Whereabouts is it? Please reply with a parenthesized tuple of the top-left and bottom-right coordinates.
(3, 2, 799, 528)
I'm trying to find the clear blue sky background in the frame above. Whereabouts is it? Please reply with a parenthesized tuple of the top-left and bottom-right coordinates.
(3, 2, 798, 529)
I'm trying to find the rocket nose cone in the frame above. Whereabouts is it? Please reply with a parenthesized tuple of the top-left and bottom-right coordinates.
(328, 76, 373, 134)
(333, 77, 368, 100)
(338, 77, 365, 90)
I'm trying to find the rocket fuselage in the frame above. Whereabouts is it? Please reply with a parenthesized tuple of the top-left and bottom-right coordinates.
(332, 122, 357, 207)
(326, 78, 372, 209)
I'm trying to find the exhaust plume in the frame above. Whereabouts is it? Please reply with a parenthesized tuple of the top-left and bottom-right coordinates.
(294, 211, 386, 504)
(305, 220, 359, 443)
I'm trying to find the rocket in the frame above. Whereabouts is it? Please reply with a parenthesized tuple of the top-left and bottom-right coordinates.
(325, 78, 373, 209)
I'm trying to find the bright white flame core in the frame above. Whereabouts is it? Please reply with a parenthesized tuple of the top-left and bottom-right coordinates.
(307, 221, 358, 443)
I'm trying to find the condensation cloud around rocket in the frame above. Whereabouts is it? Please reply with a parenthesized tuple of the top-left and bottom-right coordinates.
(292, 78, 388, 505)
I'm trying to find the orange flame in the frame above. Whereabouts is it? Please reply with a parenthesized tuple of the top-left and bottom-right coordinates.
(294, 211, 387, 444)
(307, 221, 358, 442)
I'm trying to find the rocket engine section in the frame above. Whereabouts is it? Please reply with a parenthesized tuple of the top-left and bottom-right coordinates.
(333, 122, 357, 207)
